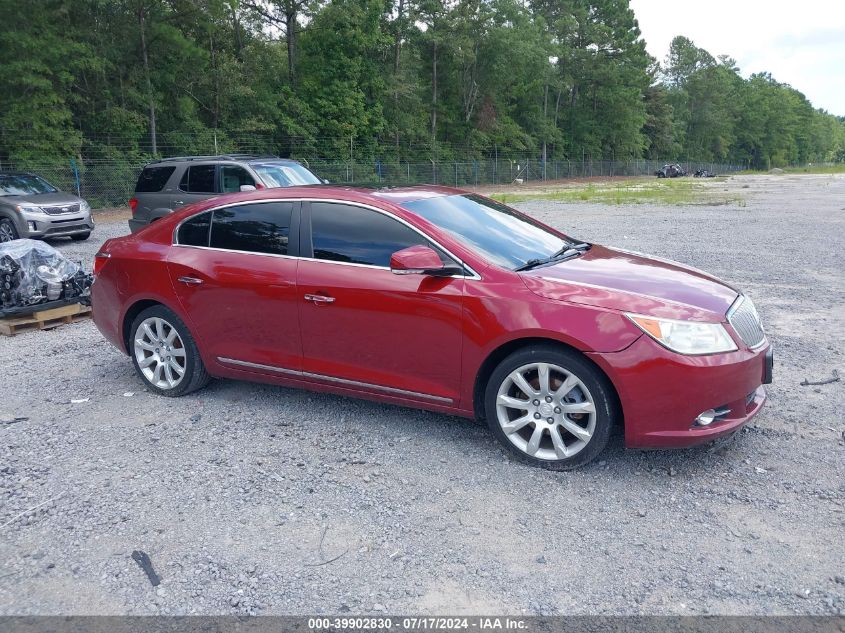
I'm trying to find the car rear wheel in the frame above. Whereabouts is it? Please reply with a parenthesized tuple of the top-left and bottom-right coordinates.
(484, 346, 615, 470)
(130, 305, 210, 397)
(0, 218, 18, 242)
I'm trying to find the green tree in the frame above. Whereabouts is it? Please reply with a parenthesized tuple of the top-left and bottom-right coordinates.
(295, 0, 391, 157)
(0, 0, 89, 163)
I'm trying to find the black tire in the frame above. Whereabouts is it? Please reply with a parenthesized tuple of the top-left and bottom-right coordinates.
(0, 218, 19, 242)
(484, 345, 617, 470)
(129, 304, 211, 397)
(71, 231, 91, 241)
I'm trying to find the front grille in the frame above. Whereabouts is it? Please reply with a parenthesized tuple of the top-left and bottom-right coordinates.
(44, 224, 89, 235)
(41, 203, 80, 215)
(728, 296, 765, 348)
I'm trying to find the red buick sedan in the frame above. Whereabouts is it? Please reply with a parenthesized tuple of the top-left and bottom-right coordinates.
(92, 185, 772, 469)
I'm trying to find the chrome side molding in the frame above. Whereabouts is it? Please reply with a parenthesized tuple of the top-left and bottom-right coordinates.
(217, 356, 453, 404)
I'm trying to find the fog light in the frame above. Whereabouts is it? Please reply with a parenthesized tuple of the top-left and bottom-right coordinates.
(695, 409, 717, 426)
(27, 221, 37, 231)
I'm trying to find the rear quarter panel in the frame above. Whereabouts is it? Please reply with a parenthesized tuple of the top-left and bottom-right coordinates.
(92, 231, 185, 355)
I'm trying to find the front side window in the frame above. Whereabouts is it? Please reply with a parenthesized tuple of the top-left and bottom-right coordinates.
(210, 202, 293, 255)
(0, 174, 58, 197)
(220, 165, 255, 193)
(177, 211, 211, 246)
(180, 165, 217, 193)
(135, 166, 175, 193)
(310, 203, 428, 267)
(401, 194, 569, 270)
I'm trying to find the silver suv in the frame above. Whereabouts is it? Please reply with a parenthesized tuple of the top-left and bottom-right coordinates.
(0, 172, 94, 242)
(128, 155, 322, 233)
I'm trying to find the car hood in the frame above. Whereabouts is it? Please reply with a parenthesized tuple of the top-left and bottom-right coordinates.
(519, 245, 738, 321)
(0, 192, 82, 206)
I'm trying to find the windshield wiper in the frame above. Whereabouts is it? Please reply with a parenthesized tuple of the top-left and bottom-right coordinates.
(515, 242, 590, 272)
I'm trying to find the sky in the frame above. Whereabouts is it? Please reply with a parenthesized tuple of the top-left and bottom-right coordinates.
(628, 0, 845, 115)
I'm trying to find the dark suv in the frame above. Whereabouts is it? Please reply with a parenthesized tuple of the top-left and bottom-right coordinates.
(128, 155, 322, 233)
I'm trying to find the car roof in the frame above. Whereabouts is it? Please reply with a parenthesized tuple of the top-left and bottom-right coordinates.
(245, 184, 464, 205)
(144, 154, 299, 166)
(168, 185, 465, 213)
(247, 159, 307, 166)
(0, 171, 36, 177)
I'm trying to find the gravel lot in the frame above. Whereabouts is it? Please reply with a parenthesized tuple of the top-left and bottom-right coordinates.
(1, 174, 843, 616)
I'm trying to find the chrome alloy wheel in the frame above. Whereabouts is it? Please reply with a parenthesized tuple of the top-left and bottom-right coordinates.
(0, 221, 16, 242)
(133, 316, 187, 390)
(495, 362, 596, 460)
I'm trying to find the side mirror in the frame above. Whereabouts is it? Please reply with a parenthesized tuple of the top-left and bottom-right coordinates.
(240, 184, 257, 192)
(390, 245, 462, 276)
(322, 178, 330, 184)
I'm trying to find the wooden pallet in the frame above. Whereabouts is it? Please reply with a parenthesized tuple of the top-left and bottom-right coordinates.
(0, 303, 92, 337)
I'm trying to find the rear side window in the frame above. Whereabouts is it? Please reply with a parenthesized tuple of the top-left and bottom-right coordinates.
(310, 202, 427, 267)
(180, 165, 217, 193)
(177, 211, 211, 246)
(210, 202, 293, 255)
(135, 166, 175, 193)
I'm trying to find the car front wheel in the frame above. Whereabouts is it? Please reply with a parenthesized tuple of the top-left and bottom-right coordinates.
(0, 218, 18, 242)
(484, 346, 616, 470)
(130, 305, 210, 397)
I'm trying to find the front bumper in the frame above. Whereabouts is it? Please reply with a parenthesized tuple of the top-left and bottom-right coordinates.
(589, 335, 772, 449)
(16, 209, 95, 238)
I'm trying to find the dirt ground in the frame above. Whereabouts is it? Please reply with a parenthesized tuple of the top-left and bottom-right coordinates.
(0, 174, 843, 616)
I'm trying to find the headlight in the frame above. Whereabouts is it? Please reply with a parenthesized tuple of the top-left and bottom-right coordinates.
(625, 313, 738, 355)
(14, 203, 41, 213)
(80, 200, 91, 213)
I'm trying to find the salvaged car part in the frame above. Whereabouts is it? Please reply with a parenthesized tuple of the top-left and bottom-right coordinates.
(655, 164, 687, 178)
(0, 239, 93, 316)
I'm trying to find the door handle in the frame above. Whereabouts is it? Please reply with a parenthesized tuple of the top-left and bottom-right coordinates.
(304, 293, 335, 304)
(177, 276, 203, 286)
(173, 199, 185, 205)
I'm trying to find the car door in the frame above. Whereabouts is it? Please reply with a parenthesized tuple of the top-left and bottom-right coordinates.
(167, 200, 303, 373)
(171, 163, 218, 210)
(296, 201, 465, 405)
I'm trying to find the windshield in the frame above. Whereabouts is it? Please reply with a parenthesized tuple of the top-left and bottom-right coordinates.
(0, 174, 58, 197)
(401, 194, 570, 270)
(252, 162, 321, 187)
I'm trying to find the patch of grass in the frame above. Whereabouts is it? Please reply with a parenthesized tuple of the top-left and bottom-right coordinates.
(737, 164, 845, 175)
(491, 177, 744, 206)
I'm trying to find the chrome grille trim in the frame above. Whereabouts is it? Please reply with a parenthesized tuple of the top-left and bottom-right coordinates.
(42, 203, 81, 215)
(727, 295, 765, 349)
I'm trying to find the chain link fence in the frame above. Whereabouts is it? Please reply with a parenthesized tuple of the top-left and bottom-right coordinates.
(0, 157, 742, 209)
